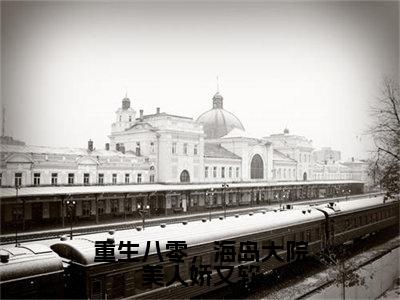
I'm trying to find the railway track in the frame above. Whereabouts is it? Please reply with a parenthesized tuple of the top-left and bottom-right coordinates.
(0, 192, 382, 244)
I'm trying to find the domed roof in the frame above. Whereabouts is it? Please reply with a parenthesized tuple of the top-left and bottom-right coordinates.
(196, 92, 245, 139)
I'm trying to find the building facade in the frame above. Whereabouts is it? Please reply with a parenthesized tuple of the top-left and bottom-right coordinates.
(0, 91, 369, 231)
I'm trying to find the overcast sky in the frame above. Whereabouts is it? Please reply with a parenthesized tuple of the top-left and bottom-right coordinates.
(1, 1, 399, 160)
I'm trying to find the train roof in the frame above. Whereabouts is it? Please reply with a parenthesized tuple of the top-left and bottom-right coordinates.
(0, 180, 363, 198)
(50, 208, 325, 265)
(316, 195, 394, 215)
(0, 244, 64, 283)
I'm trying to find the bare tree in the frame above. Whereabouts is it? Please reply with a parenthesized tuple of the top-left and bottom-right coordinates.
(368, 77, 400, 199)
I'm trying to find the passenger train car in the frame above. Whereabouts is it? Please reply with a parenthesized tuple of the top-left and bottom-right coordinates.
(0, 244, 65, 299)
(0, 196, 398, 299)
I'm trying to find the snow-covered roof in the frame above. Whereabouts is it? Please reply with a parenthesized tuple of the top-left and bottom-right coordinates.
(50, 207, 325, 265)
(0, 143, 137, 158)
(0, 244, 64, 282)
(204, 143, 241, 159)
(273, 149, 297, 163)
(316, 195, 392, 215)
(220, 128, 264, 140)
(0, 180, 363, 198)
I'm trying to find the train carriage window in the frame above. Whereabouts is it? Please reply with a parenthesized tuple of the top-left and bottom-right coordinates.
(305, 230, 311, 242)
(315, 227, 320, 240)
(110, 274, 125, 299)
(345, 219, 350, 228)
(300, 231, 305, 242)
(134, 269, 152, 294)
(91, 279, 103, 299)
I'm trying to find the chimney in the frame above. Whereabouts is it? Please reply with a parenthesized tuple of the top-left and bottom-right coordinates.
(156, 107, 160, 114)
(105, 143, 110, 151)
(88, 139, 94, 152)
(139, 109, 143, 121)
(116, 143, 120, 151)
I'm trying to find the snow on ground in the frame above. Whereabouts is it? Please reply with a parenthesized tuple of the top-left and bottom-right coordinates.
(262, 236, 399, 300)
(378, 278, 400, 299)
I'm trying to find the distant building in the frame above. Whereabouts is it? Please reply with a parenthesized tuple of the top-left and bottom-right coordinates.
(313, 147, 341, 164)
(266, 128, 314, 181)
(0, 140, 150, 187)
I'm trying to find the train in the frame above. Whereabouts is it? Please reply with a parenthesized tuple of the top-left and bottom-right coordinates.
(0, 195, 398, 299)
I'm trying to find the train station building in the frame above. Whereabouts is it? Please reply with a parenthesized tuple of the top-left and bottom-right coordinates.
(0, 91, 368, 231)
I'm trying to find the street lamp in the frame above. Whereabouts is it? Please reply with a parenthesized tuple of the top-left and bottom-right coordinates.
(346, 189, 351, 201)
(66, 200, 76, 240)
(137, 203, 150, 230)
(13, 185, 21, 246)
(205, 188, 214, 221)
(222, 183, 229, 218)
(274, 193, 280, 210)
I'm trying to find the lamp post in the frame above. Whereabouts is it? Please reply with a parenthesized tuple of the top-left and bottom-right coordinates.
(137, 203, 150, 230)
(13, 185, 21, 246)
(346, 189, 351, 201)
(205, 188, 214, 221)
(274, 193, 280, 210)
(66, 200, 76, 240)
(222, 183, 229, 218)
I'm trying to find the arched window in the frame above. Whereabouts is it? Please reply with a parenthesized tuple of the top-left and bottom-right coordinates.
(180, 170, 190, 183)
(250, 154, 264, 179)
(303, 172, 307, 181)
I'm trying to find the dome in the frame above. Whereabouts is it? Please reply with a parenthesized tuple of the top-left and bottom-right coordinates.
(196, 92, 245, 139)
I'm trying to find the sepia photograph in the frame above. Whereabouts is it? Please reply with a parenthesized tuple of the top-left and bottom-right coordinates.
(0, 0, 399, 299)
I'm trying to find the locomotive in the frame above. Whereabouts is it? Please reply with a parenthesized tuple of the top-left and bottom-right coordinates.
(1, 195, 398, 299)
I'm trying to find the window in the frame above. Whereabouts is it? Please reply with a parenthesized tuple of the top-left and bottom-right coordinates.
(15, 173, 22, 187)
(150, 142, 155, 153)
(180, 170, 190, 183)
(98, 173, 104, 185)
(229, 167, 232, 178)
(129, 116, 132, 122)
(172, 142, 177, 154)
(236, 167, 239, 178)
(137, 173, 142, 183)
(183, 143, 188, 155)
(125, 173, 130, 184)
(194, 144, 198, 155)
(51, 173, 58, 185)
(283, 169, 286, 179)
(221, 167, 225, 178)
(150, 174, 155, 183)
(119, 115, 121, 122)
(213, 167, 217, 178)
(250, 154, 263, 179)
(68, 173, 74, 185)
(205, 166, 209, 178)
(34, 173, 41, 186)
(84, 173, 90, 185)
(136, 142, 141, 156)
(0, 173, 2, 186)
(112, 173, 117, 184)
